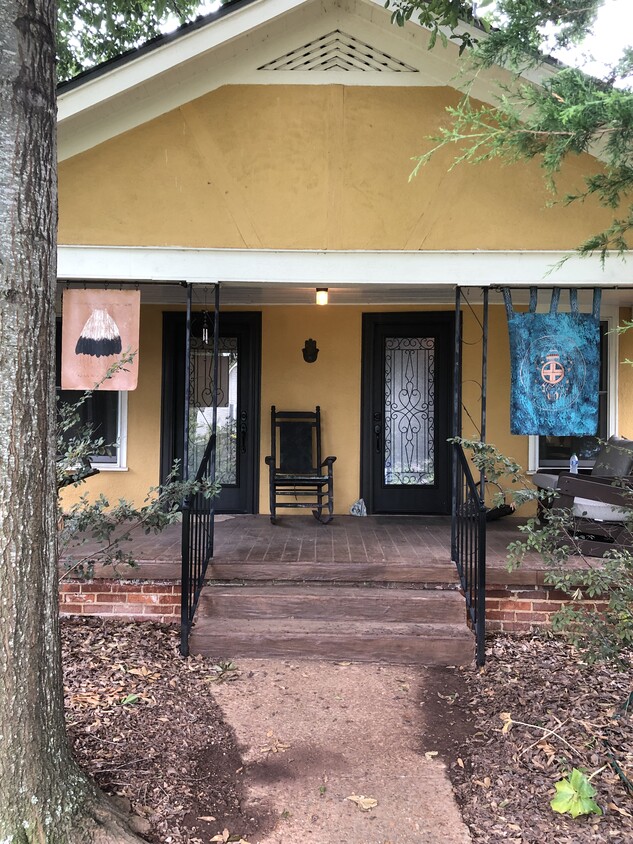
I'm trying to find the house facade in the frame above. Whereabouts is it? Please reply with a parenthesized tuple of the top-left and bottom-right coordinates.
(56, 0, 633, 518)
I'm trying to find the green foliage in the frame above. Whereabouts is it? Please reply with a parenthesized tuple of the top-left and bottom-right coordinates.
(550, 768, 603, 818)
(386, 1, 479, 54)
(458, 439, 633, 664)
(385, 0, 633, 260)
(58, 354, 219, 578)
(57, 0, 208, 81)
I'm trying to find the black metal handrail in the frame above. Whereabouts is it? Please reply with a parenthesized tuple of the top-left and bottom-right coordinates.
(180, 433, 217, 656)
(180, 283, 220, 657)
(451, 442, 487, 666)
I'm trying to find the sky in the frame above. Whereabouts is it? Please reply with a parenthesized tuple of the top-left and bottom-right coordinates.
(557, 0, 633, 78)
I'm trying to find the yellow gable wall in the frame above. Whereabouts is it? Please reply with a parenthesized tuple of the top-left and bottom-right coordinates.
(59, 85, 612, 250)
(58, 83, 624, 513)
(61, 303, 521, 514)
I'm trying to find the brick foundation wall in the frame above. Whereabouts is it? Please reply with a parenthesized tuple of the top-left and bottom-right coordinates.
(59, 579, 601, 632)
(59, 580, 181, 623)
(487, 583, 606, 632)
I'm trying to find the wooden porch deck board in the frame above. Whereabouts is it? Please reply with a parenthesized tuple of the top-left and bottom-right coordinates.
(63, 514, 547, 584)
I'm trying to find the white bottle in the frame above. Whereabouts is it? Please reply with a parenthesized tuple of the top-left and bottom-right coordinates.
(570, 453, 579, 474)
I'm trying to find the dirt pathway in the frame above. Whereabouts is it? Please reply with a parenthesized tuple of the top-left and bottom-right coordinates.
(211, 659, 472, 844)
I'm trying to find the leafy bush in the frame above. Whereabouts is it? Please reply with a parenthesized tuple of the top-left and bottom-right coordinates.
(57, 354, 218, 579)
(457, 437, 633, 664)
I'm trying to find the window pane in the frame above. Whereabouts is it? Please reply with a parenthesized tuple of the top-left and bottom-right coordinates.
(56, 319, 120, 463)
(188, 336, 238, 485)
(384, 336, 435, 486)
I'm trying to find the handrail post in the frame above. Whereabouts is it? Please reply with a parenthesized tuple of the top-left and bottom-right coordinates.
(180, 283, 193, 656)
(453, 441, 487, 667)
(180, 504, 191, 656)
(451, 287, 462, 561)
(476, 506, 486, 667)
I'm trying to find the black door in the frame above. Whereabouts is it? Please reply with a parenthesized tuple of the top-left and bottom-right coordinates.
(161, 312, 261, 513)
(361, 313, 453, 515)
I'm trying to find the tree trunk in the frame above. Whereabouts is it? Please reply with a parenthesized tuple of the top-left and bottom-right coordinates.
(0, 2, 144, 841)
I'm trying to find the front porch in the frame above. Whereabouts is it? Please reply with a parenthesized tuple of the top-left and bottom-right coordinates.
(60, 515, 570, 665)
(61, 514, 549, 582)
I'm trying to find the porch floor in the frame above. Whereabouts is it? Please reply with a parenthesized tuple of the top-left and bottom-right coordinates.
(63, 514, 549, 585)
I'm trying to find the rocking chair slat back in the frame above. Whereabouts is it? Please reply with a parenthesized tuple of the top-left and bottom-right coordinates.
(271, 407, 322, 474)
(265, 405, 335, 524)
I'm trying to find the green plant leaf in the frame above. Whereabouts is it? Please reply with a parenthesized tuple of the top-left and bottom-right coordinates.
(120, 693, 140, 706)
(550, 769, 602, 818)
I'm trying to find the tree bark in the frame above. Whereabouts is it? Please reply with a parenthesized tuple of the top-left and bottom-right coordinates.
(0, 2, 144, 841)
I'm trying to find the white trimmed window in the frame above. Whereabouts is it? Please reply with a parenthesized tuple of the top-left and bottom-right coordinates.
(55, 320, 128, 470)
(528, 308, 619, 472)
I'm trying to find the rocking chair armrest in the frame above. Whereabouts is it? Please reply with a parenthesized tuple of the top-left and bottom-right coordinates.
(558, 472, 633, 507)
(321, 456, 337, 469)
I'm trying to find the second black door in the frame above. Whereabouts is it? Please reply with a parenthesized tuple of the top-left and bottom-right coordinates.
(361, 312, 453, 515)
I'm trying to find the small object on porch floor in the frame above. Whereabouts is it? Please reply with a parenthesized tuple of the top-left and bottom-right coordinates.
(349, 498, 367, 517)
(265, 405, 336, 525)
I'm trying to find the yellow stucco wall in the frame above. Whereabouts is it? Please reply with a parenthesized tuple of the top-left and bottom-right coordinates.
(618, 308, 633, 439)
(57, 83, 625, 513)
(58, 85, 612, 251)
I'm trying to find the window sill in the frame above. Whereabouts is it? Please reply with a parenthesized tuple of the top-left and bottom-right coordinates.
(91, 465, 129, 472)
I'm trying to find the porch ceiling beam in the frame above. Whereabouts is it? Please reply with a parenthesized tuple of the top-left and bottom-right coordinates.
(57, 245, 632, 287)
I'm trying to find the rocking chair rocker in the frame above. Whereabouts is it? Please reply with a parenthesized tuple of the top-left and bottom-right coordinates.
(265, 405, 336, 524)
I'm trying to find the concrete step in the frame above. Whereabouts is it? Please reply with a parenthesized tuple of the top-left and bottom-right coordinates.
(189, 618, 474, 666)
(197, 584, 465, 624)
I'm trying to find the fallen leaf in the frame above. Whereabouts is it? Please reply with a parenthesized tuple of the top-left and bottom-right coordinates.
(346, 794, 378, 811)
(197, 816, 216, 822)
(424, 751, 439, 760)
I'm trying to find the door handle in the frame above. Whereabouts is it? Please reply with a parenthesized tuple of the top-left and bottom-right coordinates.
(240, 410, 248, 453)
(373, 412, 382, 454)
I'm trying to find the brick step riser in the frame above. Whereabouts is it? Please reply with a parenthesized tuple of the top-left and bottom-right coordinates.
(197, 594, 465, 624)
(189, 632, 472, 666)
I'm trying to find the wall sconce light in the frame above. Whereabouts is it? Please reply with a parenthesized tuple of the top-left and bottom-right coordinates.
(315, 288, 328, 306)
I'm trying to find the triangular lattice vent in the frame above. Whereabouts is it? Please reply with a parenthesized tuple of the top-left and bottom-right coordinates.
(258, 30, 418, 72)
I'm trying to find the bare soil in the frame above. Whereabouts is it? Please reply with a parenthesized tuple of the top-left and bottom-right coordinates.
(62, 619, 633, 844)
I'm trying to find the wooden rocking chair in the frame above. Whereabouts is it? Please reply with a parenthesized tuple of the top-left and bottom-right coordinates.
(265, 406, 336, 524)
(532, 436, 633, 556)
(555, 472, 633, 557)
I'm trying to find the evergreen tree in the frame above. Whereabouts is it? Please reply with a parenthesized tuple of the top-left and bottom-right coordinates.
(387, 0, 633, 258)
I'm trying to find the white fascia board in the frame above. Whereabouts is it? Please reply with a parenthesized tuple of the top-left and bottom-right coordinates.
(57, 246, 632, 287)
(57, 0, 308, 122)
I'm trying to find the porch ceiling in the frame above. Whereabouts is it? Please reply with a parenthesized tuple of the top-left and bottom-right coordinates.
(55, 281, 633, 308)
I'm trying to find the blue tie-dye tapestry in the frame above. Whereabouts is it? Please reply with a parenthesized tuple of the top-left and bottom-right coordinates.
(503, 287, 602, 436)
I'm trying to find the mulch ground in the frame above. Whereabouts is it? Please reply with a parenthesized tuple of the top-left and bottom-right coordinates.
(62, 618, 277, 844)
(424, 632, 633, 844)
(62, 619, 632, 844)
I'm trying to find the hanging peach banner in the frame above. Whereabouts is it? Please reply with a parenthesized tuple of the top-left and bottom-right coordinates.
(61, 289, 140, 391)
